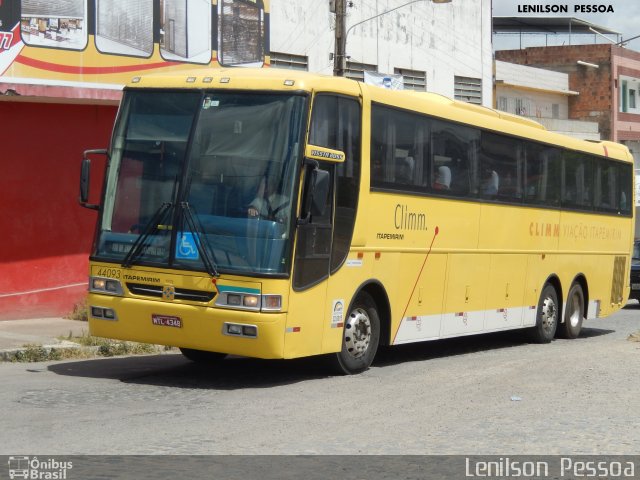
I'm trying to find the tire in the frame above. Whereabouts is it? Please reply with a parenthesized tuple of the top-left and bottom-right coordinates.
(179, 348, 226, 364)
(328, 292, 381, 375)
(528, 283, 559, 343)
(557, 283, 584, 339)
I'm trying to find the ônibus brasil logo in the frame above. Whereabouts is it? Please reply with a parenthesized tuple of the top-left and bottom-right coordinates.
(7, 456, 73, 479)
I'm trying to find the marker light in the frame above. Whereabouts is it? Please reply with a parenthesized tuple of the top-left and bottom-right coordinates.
(262, 295, 282, 311)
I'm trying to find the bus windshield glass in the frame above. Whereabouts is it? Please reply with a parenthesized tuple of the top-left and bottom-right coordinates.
(96, 90, 307, 275)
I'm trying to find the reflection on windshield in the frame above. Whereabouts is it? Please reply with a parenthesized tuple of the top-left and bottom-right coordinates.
(95, 90, 306, 275)
(180, 93, 305, 274)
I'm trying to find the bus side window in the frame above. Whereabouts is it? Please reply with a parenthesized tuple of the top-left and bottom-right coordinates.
(370, 104, 428, 191)
(431, 119, 479, 198)
(525, 143, 560, 207)
(563, 152, 593, 209)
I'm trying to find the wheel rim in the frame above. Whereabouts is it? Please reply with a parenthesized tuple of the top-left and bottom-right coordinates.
(344, 307, 371, 359)
(568, 292, 582, 328)
(541, 295, 557, 334)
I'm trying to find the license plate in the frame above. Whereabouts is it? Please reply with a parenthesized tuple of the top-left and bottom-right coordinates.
(152, 314, 182, 328)
(632, 284, 640, 290)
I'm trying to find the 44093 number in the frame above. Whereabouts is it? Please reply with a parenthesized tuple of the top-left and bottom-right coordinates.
(96, 267, 121, 279)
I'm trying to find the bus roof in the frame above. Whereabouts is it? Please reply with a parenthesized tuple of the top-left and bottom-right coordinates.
(126, 68, 632, 163)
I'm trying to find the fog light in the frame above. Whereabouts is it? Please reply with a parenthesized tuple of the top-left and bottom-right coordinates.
(91, 306, 104, 318)
(227, 294, 242, 306)
(242, 325, 258, 337)
(243, 295, 259, 308)
(227, 324, 242, 335)
(103, 308, 116, 319)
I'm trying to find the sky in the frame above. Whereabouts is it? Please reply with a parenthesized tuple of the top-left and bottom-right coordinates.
(492, 0, 640, 51)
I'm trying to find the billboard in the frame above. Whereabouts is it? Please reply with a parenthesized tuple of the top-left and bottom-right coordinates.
(0, 0, 268, 87)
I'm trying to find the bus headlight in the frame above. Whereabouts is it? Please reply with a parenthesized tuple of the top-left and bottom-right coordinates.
(215, 292, 282, 312)
(89, 276, 124, 296)
(243, 295, 260, 308)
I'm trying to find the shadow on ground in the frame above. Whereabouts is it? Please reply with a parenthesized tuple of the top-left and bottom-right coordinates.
(47, 326, 614, 390)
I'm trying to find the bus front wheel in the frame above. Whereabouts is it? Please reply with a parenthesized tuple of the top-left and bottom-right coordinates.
(529, 283, 558, 343)
(179, 348, 227, 364)
(557, 283, 584, 339)
(330, 292, 380, 375)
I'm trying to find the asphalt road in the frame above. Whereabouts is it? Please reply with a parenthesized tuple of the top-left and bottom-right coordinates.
(1, 304, 639, 456)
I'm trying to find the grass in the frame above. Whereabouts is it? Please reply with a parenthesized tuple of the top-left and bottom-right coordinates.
(6, 333, 175, 363)
(66, 298, 89, 322)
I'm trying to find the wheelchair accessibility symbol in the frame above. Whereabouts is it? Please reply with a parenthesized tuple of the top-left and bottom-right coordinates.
(175, 232, 200, 260)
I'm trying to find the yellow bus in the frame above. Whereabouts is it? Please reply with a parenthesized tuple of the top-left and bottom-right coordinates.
(80, 68, 634, 374)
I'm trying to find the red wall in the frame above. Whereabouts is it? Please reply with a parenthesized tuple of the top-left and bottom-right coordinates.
(0, 101, 117, 320)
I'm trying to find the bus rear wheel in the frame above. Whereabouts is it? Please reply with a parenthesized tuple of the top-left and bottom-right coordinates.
(179, 348, 226, 364)
(329, 292, 380, 375)
(557, 283, 584, 339)
(529, 283, 558, 343)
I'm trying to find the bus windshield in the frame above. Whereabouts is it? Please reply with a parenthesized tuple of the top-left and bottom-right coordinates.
(96, 90, 307, 275)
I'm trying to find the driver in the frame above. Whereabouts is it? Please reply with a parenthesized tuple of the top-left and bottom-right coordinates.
(248, 176, 288, 223)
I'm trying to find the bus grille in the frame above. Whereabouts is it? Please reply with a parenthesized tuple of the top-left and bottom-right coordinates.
(126, 283, 216, 303)
(610, 256, 626, 304)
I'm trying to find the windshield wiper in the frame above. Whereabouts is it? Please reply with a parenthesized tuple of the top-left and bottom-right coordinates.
(180, 201, 220, 278)
(122, 202, 173, 269)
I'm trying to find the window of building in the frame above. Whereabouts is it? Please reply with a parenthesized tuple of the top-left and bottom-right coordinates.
(345, 61, 377, 82)
(454, 76, 482, 105)
(621, 80, 628, 113)
(394, 68, 426, 91)
(630, 89, 636, 109)
(270, 51, 308, 71)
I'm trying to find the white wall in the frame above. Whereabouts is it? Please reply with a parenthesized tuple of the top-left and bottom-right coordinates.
(270, 0, 492, 107)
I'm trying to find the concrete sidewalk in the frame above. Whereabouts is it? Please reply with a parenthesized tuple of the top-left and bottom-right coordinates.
(0, 317, 89, 360)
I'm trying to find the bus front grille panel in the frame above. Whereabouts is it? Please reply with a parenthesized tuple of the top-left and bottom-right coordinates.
(610, 256, 625, 304)
(126, 283, 216, 303)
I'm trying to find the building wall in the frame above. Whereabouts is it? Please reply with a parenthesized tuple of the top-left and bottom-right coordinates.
(611, 47, 640, 148)
(496, 45, 614, 140)
(270, 0, 493, 106)
(0, 100, 117, 320)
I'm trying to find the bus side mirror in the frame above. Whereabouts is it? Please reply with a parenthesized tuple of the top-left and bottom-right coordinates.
(298, 160, 330, 225)
(79, 149, 107, 210)
(310, 169, 330, 216)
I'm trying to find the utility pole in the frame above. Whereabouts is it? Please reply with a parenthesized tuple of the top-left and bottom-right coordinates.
(333, 0, 347, 77)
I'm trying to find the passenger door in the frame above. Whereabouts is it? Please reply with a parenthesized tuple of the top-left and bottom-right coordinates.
(285, 94, 361, 358)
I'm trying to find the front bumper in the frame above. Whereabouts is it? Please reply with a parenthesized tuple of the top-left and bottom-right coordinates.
(88, 293, 286, 359)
